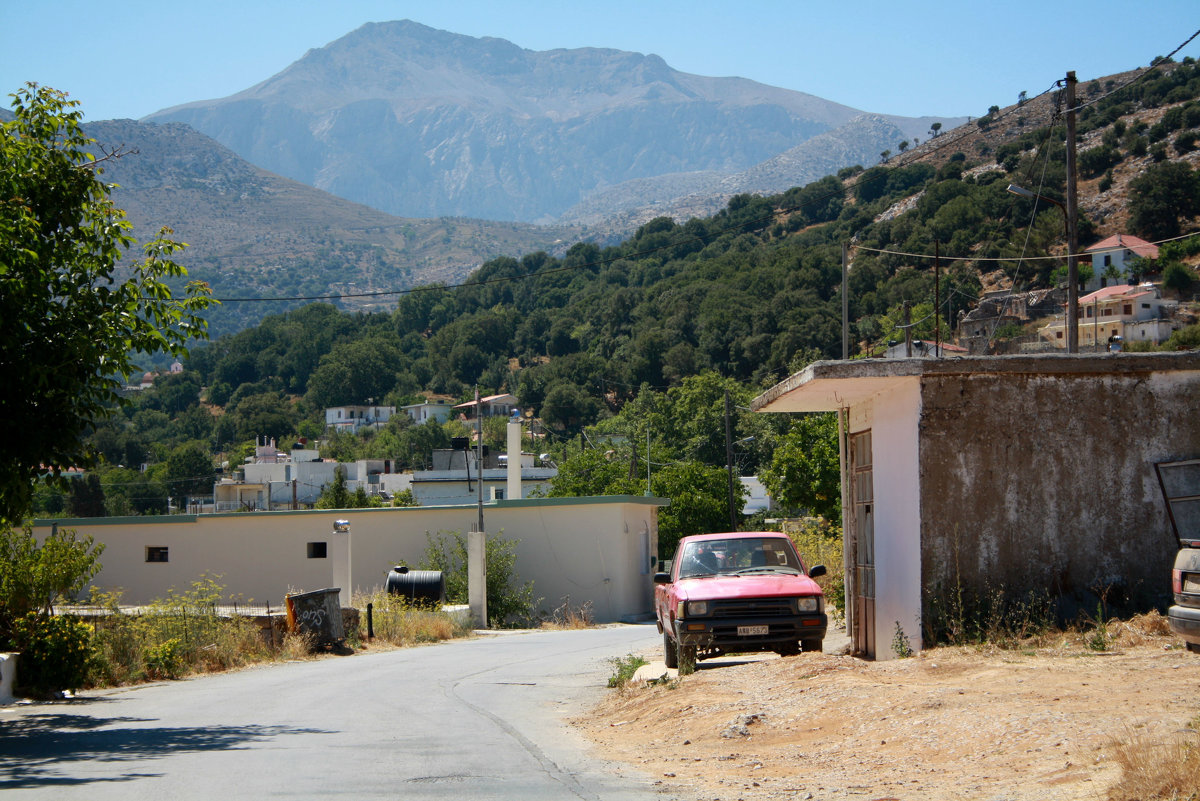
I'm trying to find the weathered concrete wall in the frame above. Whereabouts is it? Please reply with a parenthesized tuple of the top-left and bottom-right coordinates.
(918, 367, 1200, 617)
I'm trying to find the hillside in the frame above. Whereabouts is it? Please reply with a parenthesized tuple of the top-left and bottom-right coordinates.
(83, 119, 578, 336)
(143, 19, 962, 224)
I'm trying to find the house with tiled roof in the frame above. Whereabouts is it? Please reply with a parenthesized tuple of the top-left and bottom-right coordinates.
(1038, 283, 1181, 349)
(1083, 233, 1159, 292)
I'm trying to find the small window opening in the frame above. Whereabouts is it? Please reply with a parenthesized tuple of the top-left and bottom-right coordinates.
(146, 547, 169, 563)
(307, 542, 327, 559)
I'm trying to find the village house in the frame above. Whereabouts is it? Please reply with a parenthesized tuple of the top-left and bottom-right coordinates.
(1083, 233, 1159, 292)
(453, 393, 518, 421)
(323, 404, 395, 433)
(1038, 283, 1181, 349)
(401, 397, 455, 425)
(753, 352, 1200, 660)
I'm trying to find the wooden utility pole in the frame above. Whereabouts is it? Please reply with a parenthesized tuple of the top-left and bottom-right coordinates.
(1065, 71, 1080, 353)
(842, 242, 850, 360)
(724, 390, 737, 531)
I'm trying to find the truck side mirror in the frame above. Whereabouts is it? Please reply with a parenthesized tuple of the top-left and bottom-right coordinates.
(808, 564, 827, 579)
(653, 572, 672, 584)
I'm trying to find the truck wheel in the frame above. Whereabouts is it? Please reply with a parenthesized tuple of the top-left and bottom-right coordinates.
(777, 641, 800, 657)
(801, 638, 823, 653)
(663, 631, 679, 669)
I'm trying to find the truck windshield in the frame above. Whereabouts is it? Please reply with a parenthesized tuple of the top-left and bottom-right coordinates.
(676, 537, 803, 578)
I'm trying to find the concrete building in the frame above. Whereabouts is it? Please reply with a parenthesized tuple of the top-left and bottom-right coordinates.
(453, 393, 518, 421)
(1039, 284, 1181, 349)
(401, 398, 455, 425)
(410, 448, 556, 505)
(754, 352, 1200, 660)
(1083, 233, 1158, 292)
(324, 405, 395, 433)
(32, 496, 666, 624)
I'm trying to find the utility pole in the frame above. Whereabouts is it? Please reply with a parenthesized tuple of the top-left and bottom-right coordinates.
(724, 390, 737, 531)
(904, 301, 913, 357)
(841, 242, 849, 360)
(934, 241, 941, 356)
(475, 387, 484, 535)
(1065, 71, 1080, 353)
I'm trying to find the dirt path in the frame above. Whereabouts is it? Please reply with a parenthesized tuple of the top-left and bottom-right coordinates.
(574, 618, 1200, 800)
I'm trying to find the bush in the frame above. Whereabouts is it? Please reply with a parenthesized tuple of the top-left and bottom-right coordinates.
(357, 588, 469, 645)
(421, 531, 537, 627)
(13, 613, 93, 695)
(784, 517, 845, 619)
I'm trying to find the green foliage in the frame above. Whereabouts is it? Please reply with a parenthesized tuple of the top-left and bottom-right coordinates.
(0, 523, 104, 647)
(1128, 161, 1200, 240)
(13, 612, 93, 695)
(0, 85, 213, 523)
(785, 517, 844, 616)
(761, 414, 841, 522)
(355, 588, 469, 645)
(421, 530, 536, 627)
(891, 621, 914, 658)
(165, 441, 215, 504)
(143, 637, 185, 679)
(1163, 262, 1196, 293)
(315, 467, 355, 509)
(607, 653, 648, 688)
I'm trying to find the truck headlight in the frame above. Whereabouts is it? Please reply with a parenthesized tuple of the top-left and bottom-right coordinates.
(796, 596, 820, 613)
(686, 600, 709, 616)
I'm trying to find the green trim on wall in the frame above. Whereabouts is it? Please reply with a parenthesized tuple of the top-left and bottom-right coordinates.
(30, 495, 668, 528)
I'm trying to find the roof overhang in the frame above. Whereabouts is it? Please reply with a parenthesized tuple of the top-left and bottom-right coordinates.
(753, 352, 1200, 414)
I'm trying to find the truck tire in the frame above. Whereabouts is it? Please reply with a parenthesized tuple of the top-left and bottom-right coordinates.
(663, 631, 678, 669)
(801, 638, 823, 653)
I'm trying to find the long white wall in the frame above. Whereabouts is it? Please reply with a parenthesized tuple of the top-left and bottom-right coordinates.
(33, 496, 662, 623)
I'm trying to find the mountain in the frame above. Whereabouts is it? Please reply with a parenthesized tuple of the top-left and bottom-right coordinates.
(145, 20, 963, 224)
(558, 113, 932, 233)
(82, 119, 577, 337)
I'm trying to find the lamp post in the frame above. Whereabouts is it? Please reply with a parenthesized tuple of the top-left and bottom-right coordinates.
(1007, 183, 1079, 352)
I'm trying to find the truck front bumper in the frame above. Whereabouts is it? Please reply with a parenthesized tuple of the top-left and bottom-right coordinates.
(674, 613, 827, 652)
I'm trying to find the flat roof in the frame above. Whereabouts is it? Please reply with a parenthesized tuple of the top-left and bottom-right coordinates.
(753, 352, 1200, 414)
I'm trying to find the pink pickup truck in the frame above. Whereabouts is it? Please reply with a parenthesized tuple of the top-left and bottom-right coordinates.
(654, 531, 827, 668)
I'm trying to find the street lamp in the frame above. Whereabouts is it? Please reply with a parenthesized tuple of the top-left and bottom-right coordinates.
(1007, 183, 1079, 353)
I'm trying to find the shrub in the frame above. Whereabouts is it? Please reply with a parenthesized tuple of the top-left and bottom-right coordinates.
(607, 653, 648, 688)
(357, 588, 468, 645)
(784, 517, 845, 620)
(13, 613, 93, 695)
(421, 531, 537, 627)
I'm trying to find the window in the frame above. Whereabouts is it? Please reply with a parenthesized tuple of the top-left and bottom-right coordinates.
(1085, 307, 1093, 318)
(1102, 308, 1113, 316)
(1123, 304, 1133, 315)
(307, 542, 327, 559)
(1104, 255, 1112, 267)
(146, 547, 169, 563)
(1056, 331, 1064, 339)
(1142, 303, 1151, 309)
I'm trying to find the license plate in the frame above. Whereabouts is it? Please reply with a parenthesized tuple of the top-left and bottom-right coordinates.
(738, 625, 769, 636)
(1185, 574, 1200, 594)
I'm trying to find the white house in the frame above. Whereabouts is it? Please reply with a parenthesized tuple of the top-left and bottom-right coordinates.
(1083, 233, 1159, 292)
(402, 398, 455, 425)
(324, 405, 395, 433)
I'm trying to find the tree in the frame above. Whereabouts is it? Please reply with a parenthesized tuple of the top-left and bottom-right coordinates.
(0, 85, 213, 523)
(929, 122, 942, 137)
(165, 442, 215, 506)
(1129, 161, 1200, 241)
(315, 467, 354, 509)
(65, 474, 106, 518)
(760, 413, 841, 522)
(0, 523, 104, 647)
(1163, 262, 1196, 295)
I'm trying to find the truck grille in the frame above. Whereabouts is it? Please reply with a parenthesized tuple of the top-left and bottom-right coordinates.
(711, 599, 794, 617)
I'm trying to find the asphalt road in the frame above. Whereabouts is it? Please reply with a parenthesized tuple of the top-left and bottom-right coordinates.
(0, 624, 667, 800)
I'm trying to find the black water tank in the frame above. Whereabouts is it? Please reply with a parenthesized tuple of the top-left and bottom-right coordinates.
(385, 566, 445, 604)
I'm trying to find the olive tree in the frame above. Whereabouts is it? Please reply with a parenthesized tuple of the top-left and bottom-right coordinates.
(0, 84, 213, 523)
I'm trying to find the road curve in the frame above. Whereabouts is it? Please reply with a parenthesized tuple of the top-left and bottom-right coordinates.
(0, 624, 668, 800)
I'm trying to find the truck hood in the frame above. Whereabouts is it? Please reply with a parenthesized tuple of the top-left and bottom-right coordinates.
(674, 572, 823, 601)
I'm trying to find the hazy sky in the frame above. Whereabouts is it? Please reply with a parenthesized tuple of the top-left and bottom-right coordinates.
(2, 1, 1198, 122)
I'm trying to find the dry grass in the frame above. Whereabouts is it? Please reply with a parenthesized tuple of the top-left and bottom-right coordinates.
(356, 590, 471, 646)
(540, 597, 596, 630)
(1107, 724, 1200, 801)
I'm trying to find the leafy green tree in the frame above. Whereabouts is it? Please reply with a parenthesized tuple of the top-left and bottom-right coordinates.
(0, 522, 104, 647)
(421, 530, 536, 627)
(315, 467, 354, 509)
(65, 475, 106, 518)
(0, 84, 213, 523)
(1128, 161, 1200, 241)
(165, 442, 215, 506)
(653, 461, 742, 557)
(760, 413, 841, 522)
(1163, 262, 1196, 295)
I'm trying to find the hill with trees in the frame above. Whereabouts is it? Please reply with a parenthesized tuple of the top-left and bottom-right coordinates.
(40, 57, 1200, 548)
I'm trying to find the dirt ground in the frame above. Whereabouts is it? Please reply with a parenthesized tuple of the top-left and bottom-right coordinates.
(574, 616, 1200, 801)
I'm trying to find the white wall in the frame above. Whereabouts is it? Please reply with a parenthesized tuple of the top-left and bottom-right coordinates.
(32, 496, 662, 623)
(849, 379, 923, 660)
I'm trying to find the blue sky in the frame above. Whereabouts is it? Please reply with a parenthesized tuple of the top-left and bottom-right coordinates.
(2, 1, 1198, 122)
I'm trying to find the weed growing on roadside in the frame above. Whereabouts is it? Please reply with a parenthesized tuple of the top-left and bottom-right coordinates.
(608, 654, 648, 688)
(356, 588, 470, 646)
(541, 597, 595, 630)
(891, 621, 914, 658)
(1106, 725, 1200, 801)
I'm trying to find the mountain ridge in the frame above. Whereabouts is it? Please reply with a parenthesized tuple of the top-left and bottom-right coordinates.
(145, 19, 963, 223)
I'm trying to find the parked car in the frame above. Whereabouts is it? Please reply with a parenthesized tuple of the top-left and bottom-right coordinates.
(654, 531, 827, 669)
(1157, 459, 1200, 653)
